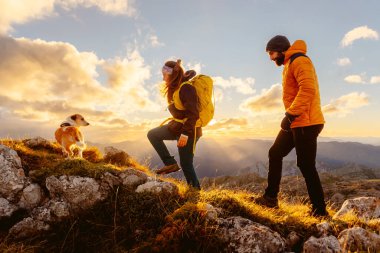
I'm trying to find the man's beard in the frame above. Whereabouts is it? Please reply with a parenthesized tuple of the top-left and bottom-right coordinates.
(275, 53, 285, 66)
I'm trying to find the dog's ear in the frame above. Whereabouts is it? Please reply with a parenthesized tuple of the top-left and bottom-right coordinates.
(70, 114, 78, 120)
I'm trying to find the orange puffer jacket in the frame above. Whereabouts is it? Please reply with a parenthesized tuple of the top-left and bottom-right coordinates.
(282, 40, 325, 128)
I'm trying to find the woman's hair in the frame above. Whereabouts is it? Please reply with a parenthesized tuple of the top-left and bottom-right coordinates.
(163, 59, 184, 103)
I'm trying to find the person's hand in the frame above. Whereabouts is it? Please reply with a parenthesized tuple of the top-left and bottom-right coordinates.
(177, 134, 188, 147)
(281, 112, 297, 132)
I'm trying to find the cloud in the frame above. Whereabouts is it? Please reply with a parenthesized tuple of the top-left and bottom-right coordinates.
(57, 0, 136, 15)
(370, 76, 380, 84)
(213, 76, 256, 95)
(344, 75, 365, 84)
(0, 0, 136, 34)
(337, 57, 351, 66)
(186, 62, 203, 74)
(207, 117, 248, 131)
(239, 83, 283, 114)
(341, 26, 379, 47)
(0, 35, 159, 140)
(322, 92, 369, 117)
(149, 35, 164, 47)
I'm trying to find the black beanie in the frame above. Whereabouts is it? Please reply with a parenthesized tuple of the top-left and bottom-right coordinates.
(266, 35, 290, 52)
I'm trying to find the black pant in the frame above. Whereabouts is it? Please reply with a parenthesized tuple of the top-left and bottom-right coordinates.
(265, 124, 326, 211)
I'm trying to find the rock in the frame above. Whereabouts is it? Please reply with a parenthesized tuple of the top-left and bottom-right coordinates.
(104, 146, 132, 167)
(32, 199, 71, 222)
(204, 203, 219, 220)
(100, 172, 122, 189)
(9, 217, 50, 239)
(18, 183, 44, 209)
(316, 222, 333, 237)
(285, 231, 302, 251)
(218, 216, 286, 253)
(330, 193, 345, 208)
(119, 169, 148, 188)
(333, 197, 380, 220)
(338, 227, 380, 252)
(302, 235, 341, 253)
(0, 144, 26, 200)
(135, 181, 178, 196)
(104, 146, 122, 156)
(0, 197, 18, 218)
(23, 137, 51, 148)
(46, 175, 108, 211)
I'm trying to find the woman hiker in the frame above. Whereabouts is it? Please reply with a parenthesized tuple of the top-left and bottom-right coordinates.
(147, 59, 201, 189)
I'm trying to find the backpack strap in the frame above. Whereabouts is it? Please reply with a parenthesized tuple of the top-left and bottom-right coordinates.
(290, 53, 308, 64)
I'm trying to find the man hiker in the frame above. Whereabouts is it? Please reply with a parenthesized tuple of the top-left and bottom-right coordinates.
(255, 35, 328, 217)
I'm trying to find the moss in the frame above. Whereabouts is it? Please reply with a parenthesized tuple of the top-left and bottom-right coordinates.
(30, 159, 122, 185)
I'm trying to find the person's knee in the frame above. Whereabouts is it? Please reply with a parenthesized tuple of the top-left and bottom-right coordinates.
(147, 129, 156, 141)
(268, 146, 282, 161)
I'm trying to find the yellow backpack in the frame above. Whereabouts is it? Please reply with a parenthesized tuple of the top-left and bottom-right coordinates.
(172, 75, 214, 127)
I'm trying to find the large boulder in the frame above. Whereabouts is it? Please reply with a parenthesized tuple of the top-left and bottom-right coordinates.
(302, 235, 341, 253)
(0, 144, 26, 200)
(218, 216, 286, 253)
(338, 227, 380, 252)
(46, 175, 109, 211)
(333, 197, 380, 220)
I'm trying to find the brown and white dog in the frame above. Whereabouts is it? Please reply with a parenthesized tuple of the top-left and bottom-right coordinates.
(55, 114, 90, 158)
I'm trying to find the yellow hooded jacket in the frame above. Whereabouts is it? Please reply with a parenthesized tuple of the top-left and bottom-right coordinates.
(283, 40, 325, 128)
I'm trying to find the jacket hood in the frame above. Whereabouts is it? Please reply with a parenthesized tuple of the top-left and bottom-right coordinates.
(284, 40, 307, 64)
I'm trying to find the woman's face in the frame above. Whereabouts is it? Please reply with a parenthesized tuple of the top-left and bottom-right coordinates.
(162, 72, 171, 83)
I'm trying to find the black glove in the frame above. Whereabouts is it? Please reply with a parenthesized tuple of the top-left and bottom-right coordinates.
(281, 112, 297, 132)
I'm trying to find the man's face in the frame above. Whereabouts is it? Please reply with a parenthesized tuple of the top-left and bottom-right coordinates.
(268, 51, 285, 66)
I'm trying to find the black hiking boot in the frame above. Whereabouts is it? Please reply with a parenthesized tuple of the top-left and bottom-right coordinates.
(254, 195, 279, 208)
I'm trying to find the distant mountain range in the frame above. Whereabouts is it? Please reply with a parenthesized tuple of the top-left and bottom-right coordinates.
(90, 138, 380, 179)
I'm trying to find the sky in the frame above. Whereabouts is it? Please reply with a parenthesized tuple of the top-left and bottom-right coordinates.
(0, 0, 379, 144)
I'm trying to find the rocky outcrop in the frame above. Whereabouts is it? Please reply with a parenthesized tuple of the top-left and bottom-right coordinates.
(0, 145, 26, 201)
(1, 140, 380, 252)
(338, 227, 380, 252)
(333, 197, 380, 220)
(218, 216, 286, 253)
(45, 175, 109, 211)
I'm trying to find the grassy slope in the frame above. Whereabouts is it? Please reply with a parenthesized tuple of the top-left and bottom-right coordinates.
(0, 139, 379, 253)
